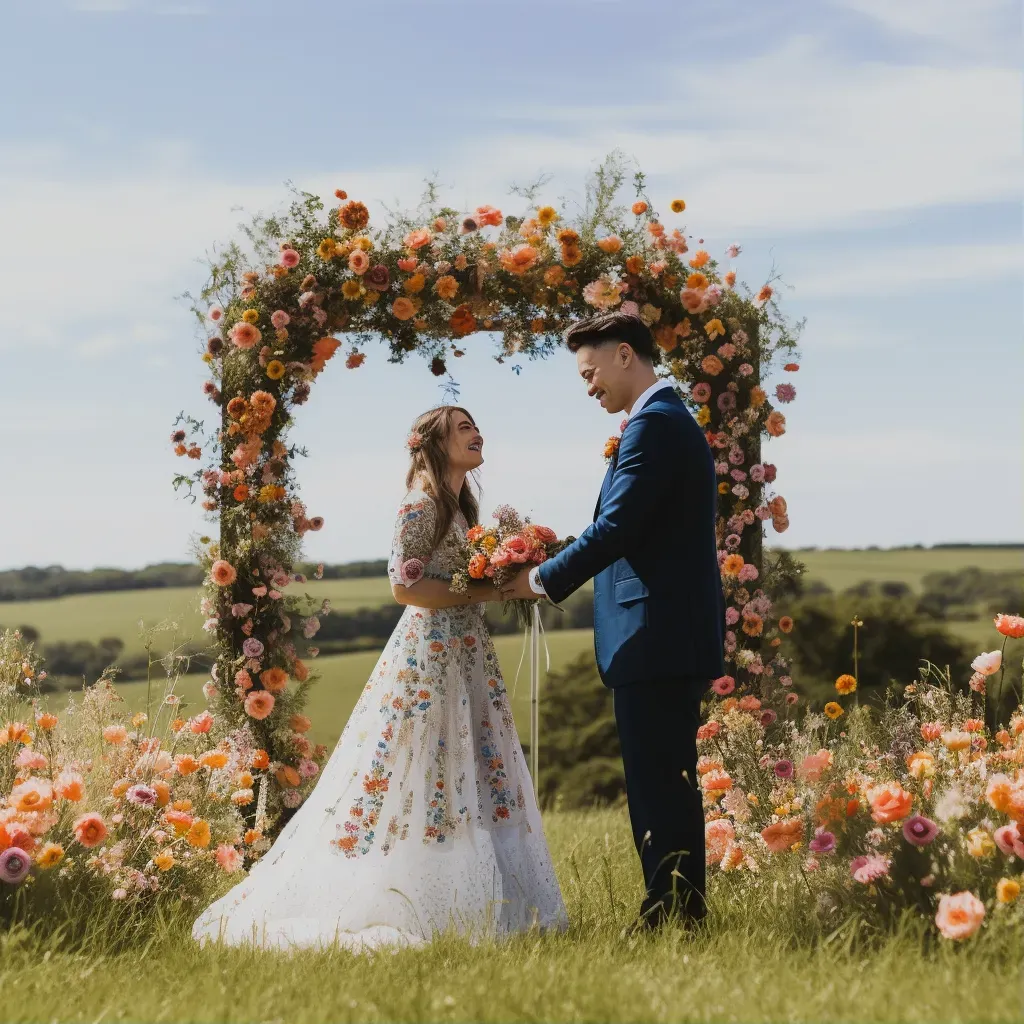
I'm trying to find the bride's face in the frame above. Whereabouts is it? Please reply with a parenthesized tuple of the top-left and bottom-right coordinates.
(446, 411, 484, 472)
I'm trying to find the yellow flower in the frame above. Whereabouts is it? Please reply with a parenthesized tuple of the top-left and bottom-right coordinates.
(907, 751, 935, 779)
(241, 309, 259, 325)
(718, 481, 729, 494)
(153, 850, 175, 872)
(341, 279, 362, 300)
(36, 843, 64, 869)
(201, 352, 213, 364)
(705, 318, 725, 340)
(363, 289, 380, 305)
(352, 235, 373, 251)
(258, 484, 281, 503)
(966, 828, 995, 858)
(696, 406, 711, 427)
(749, 386, 767, 409)
(835, 674, 857, 695)
(670, 199, 686, 213)
(481, 535, 498, 553)
(536, 205, 559, 227)
(266, 360, 285, 380)
(996, 878, 1020, 903)
(131, 712, 148, 727)
(317, 238, 337, 260)
(824, 702, 844, 720)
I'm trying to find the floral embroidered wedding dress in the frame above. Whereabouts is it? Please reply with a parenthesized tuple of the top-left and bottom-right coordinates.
(192, 488, 567, 950)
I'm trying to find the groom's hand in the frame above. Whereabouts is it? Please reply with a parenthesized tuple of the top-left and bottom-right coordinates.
(498, 569, 540, 602)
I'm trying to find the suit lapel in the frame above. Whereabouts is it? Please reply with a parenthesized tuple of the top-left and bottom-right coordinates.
(594, 455, 616, 520)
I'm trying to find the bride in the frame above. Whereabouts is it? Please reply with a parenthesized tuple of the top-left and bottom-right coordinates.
(192, 405, 568, 950)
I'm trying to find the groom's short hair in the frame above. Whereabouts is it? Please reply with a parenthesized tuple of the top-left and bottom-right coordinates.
(563, 312, 661, 364)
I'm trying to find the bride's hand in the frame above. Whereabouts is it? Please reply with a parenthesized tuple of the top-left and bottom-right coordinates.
(469, 580, 501, 604)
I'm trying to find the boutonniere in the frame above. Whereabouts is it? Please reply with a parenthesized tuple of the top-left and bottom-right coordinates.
(603, 419, 629, 464)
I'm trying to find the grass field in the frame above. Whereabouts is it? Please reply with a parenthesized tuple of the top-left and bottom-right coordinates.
(3, 547, 1019, 661)
(65, 628, 598, 750)
(2, 805, 1020, 1024)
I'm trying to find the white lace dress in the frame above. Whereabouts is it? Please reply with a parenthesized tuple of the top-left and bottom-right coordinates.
(192, 488, 567, 951)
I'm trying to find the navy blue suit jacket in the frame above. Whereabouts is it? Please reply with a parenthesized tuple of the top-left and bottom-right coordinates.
(537, 388, 725, 689)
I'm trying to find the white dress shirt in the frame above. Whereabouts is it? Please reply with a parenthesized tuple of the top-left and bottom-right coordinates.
(528, 378, 675, 596)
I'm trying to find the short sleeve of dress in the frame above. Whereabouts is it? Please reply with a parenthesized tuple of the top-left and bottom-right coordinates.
(387, 492, 437, 588)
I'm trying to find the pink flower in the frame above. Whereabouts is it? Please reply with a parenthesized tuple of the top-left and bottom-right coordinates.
(785, 692, 799, 705)
(215, 844, 243, 872)
(208, 306, 223, 321)
(252, 585, 268, 598)
(279, 247, 300, 268)
(231, 603, 253, 618)
(302, 617, 321, 639)
(620, 300, 640, 316)
(14, 749, 47, 771)
(692, 383, 712, 404)
(712, 675, 735, 696)
(705, 818, 735, 861)
(749, 464, 765, 483)
(738, 564, 759, 583)
(994, 824, 1024, 858)
(969, 672, 986, 694)
(726, 243, 742, 259)
(850, 854, 890, 884)
(971, 651, 1002, 676)
(298, 758, 319, 779)
(725, 607, 740, 626)
(809, 829, 835, 854)
(270, 310, 290, 329)
(189, 711, 214, 735)
(126, 784, 158, 807)
(738, 363, 754, 376)
(935, 891, 985, 940)
(774, 383, 796, 403)
(798, 750, 831, 781)
(282, 789, 303, 808)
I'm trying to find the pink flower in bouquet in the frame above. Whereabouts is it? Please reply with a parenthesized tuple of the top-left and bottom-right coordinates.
(712, 675, 735, 696)
(502, 536, 531, 564)
(726, 243, 742, 259)
(215, 844, 243, 872)
(754, 505, 772, 520)
(583, 276, 627, 310)
(14, 749, 47, 771)
(725, 607, 740, 626)
(850, 854, 890, 884)
(298, 758, 319, 779)
(738, 563, 759, 583)
(208, 306, 223, 321)
(705, 819, 735, 861)
(775, 383, 796, 403)
(969, 672, 986, 693)
(692, 383, 712, 404)
(696, 722, 720, 741)
(679, 288, 708, 315)
(971, 650, 1002, 676)
(809, 828, 836, 854)
(490, 549, 513, 569)
(244, 691, 275, 721)
(234, 669, 253, 691)
(774, 759, 794, 779)
(785, 692, 799, 705)
(270, 310, 290, 329)
(209, 560, 237, 587)
(242, 638, 265, 659)
(251, 585, 268, 598)
(475, 205, 503, 226)
(935, 891, 985, 940)
(399, 559, 424, 585)
(749, 464, 765, 482)
(279, 247, 300, 268)
(229, 322, 261, 350)
(231, 603, 253, 618)
(527, 525, 558, 545)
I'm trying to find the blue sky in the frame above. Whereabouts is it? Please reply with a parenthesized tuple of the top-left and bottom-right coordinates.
(2, 0, 1021, 570)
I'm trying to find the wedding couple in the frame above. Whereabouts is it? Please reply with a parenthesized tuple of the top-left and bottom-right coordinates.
(192, 311, 725, 950)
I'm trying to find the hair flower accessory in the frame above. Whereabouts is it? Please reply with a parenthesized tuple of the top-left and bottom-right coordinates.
(407, 431, 425, 453)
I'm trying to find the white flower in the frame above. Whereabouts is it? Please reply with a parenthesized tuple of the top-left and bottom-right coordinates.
(971, 651, 1002, 676)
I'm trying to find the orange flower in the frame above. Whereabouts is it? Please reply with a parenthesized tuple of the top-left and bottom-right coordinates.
(778, 616, 794, 633)
(449, 304, 477, 337)
(209, 559, 237, 587)
(724, 270, 737, 288)
(686, 272, 708, 290)
(433, 275, 459, 300)
(244, 691, 275, 720)
(392, 297, 416, 321)
(760, 817, 803, 853)
(311, 336, 342, 373)
(741, 614, 763, 637)
(749, 386, 767, 409)
(260, 667, 289, 693)
(36, 842, 64, 869)
(468, 553, 488, 579)
(475, 205, 503, 227)
(152, 780, 170, 807)
(868, 782, 913, 823)
(721, 554, 744, 576)
(403, 227, 432, 250)
(561, 243, 582, 267)
(670, 198, 686, 213)
(765, 410, 786, 437)
(275, 765, 301, 788)
(293, 659, 309, 683)
(290, 714, 311, 733)
(835, 674, 857, 695)
(9, 778, 53, 813)
(995, 614, 1024, 639)
(935, 891, 985, 940)
(175, 754, 200, 776)
(543, 265, 566, 286)
(153, 850, 175, 872)
(266, 360, 285, 380)
(498, 244, 539, 275)
(556, 227, 579, 245)
(756, 284, 773, 303)
(631, 201, 648, 215)
(199, 750, 229, 770)
(252, 749, 270, 770)
(338, 200, 369, 231)
(35, 713, 57, 731)
(701, 355, 724, 377)
(597, 235, 623, 254)
(244, 828, 262, 845)
(403, 273, 425, 294)
(689, 250, 710, 269)
(55, 771, 84, 802)
(624, 255, 644, 275)
(233, 484, 249, 502)
(73, 813, 107, 848)
(186, 819, 212, 848)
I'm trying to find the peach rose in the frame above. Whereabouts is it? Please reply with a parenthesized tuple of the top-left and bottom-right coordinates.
(260, 667, 289, 693)
(228, 322, 261, 350)
(498, 244, 539, 275)
(705, 818, 736, 861)
(765, 411, 787, 437)
(468, 553, 488, 579)
(244, 691, 275, 720)
(868, 781, 913, 823)
(215, 844, 243, 872)
(597, 235, 623, 253)
(392, 297, 416, 321)
(347, 249, 369, 275)
(935, 891, 985, 940)
(210, 559, 237, 587)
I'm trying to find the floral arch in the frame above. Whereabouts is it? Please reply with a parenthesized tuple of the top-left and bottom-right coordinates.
(172, 156, 801, 827)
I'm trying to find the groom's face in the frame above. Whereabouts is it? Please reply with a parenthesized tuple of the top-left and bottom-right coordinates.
(576, 341, 632, 414)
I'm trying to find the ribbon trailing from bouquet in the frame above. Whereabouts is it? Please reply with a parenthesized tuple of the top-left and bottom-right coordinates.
(511, 605, 551, 796)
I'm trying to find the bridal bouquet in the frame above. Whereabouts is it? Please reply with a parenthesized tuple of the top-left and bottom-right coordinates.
(450, 504, 573, 627)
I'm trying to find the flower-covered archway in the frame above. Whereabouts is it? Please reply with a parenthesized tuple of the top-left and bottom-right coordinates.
(173, 155, 801, 827)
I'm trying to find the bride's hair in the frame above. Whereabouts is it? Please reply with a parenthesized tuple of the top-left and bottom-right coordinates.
(405, 405, 480, 549)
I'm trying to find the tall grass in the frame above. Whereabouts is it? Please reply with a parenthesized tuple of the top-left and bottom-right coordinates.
(2, 808, 1020, 1024)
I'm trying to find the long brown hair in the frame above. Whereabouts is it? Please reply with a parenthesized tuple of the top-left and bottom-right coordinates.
(405, 406, 480, 549)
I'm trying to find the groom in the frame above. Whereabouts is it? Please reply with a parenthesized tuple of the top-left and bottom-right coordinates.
(500, 311, 725, 931)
